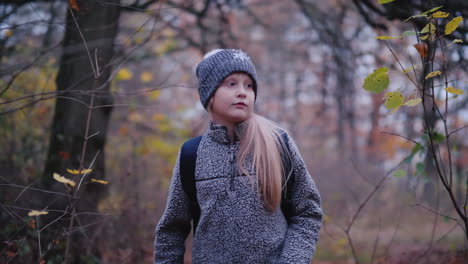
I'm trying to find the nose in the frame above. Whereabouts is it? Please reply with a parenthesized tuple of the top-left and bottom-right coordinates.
(237, 84, 247, 98)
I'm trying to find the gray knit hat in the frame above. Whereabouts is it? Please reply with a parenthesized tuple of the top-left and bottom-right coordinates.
(196, 49, 258, 109)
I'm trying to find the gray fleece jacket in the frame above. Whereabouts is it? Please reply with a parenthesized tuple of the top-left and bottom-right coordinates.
(154, 122, 323, 263)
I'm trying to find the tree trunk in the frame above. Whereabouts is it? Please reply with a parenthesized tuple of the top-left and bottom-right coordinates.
(42, 1, 120, 262)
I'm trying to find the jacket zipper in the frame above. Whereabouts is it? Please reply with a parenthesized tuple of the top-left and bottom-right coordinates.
(229, 144, 236, 191)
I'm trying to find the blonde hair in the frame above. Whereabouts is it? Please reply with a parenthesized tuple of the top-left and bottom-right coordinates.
(237, 114, 291, 211)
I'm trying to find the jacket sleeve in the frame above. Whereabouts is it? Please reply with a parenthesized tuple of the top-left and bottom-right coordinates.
(279, 133, 323, 263)
(154, 152, 192, 264)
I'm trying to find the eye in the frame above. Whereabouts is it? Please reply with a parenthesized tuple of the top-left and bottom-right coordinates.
(229, 82, 236, 86)
(246, 83, 253, 88)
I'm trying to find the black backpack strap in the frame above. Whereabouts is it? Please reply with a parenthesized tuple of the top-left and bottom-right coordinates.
(180, 136, 203, 234)
(279, 131, 295, 218)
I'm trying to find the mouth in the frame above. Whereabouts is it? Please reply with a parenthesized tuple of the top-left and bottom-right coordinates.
(233, 102, 247, 107)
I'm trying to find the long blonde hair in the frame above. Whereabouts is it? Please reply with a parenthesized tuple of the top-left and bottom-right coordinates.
(237, 114, 291, 211)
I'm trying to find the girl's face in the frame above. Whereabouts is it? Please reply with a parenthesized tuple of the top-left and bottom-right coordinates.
(209, 72, 255, 127)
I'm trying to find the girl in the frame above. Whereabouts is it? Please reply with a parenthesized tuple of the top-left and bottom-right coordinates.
(154, 49, 323, 263)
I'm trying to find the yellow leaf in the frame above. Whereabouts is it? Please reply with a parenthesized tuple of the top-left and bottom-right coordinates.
(116, 68, 132, 81)
(378, 0, 395, 4)
(150, 90, 161, 100)
(425, 70, 442, 79)
(445, 16, 463, 35)
(90, 179, 109, 184)
(420, 23, 436, 40)
(53, 173, 76, 187)
(67, 169, 92, 174)
(384, 91, 405, 110)
(376, 36, 398, 40)
(140, 72, 153, 83)
(432, 11, 449, 18)
(4, 29, 13, 38)
(404, 98, 422, 106)
(445, 86, 464, 95)
(28, 210, 48, 216)
(453, 39, 463, 44)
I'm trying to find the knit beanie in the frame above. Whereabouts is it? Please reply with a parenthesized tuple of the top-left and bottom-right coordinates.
(195, 49, 258, 109)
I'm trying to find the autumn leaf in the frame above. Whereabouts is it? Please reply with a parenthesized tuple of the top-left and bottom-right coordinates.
(90, 179, 109, 184)
(140, 72, 153, 83)
(420, 23, 436, 40)
(150, 90, 161, 100)
(425, 70, 442, 79)
(363, 67, 390, 93)
(378, 0, 395, 4)
(376, 36, 398, 40)
(4, 29, 13, 38)
(28, 210, 49, 216)
(421, 6, 444, 15)
(69, 0, 79, 11)
(67, 168, 92, 174)
(445, 16, 463, 35)
(404, 98, 422, 107)
(384, 91, 405, 110)
(53, 173, 76, 187)
(28, 219, 37, 229)
(116, 68, 132, 81)
(414, 43, 428, 57)
(445, 86, 464, 95)
(432, 11, 449, 18)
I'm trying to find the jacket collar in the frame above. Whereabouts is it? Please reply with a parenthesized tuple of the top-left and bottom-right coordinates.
(207, 120, 248, 145)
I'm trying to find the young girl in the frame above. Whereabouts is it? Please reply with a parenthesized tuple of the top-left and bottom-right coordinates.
(154, 49, 323, 263)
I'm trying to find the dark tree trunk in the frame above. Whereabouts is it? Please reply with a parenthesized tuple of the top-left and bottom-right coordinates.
(42, 0, 120, 262)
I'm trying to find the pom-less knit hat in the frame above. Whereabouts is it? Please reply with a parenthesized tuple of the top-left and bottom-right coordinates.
(196, 49, 258, 109)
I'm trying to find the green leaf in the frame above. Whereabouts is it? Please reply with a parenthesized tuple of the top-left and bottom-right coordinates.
(421, 6, 444, 15)
(411, 143, 422, 155)
(393, 169, 406, 178)
(384, 91, 405, 110)
(376, 36, 399, 40)
(404, 98, 422, 107)
(405, 14, 427, 22)
(378, 0, 396, 4)
(415, 162, 425, 176)
(363, 67, 390, 93)
(432, 131, 445, 143)
(400, 31, 417, 38)
(445, 16, 463, 35)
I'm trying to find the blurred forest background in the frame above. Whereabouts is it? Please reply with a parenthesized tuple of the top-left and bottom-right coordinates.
(1, 0, 467, 263)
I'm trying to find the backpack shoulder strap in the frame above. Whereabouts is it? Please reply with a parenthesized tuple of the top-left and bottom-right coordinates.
(279, 131, 296, 218)
(179, 136, 202, 233)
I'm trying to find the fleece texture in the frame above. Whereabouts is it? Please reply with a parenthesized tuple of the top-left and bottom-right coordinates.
(154, 122, 323, 264)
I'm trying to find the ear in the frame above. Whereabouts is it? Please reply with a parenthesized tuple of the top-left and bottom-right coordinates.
(207, 97, 214, 111)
